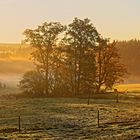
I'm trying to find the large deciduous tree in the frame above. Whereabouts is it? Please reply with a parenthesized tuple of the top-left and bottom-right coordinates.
(20, 18, 127, 97)
(63, 18, 100, 95)
(96, 39, 127, 93)
(23, 22, 65, 95)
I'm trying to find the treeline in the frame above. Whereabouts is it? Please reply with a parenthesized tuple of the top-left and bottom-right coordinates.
(117, 40, 140, 78)
(19, 18, 127, 97)
(0, 44, 31, 58)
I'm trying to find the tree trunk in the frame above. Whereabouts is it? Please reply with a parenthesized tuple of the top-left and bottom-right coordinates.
(74, 47, 77, 96)
(96, 84, 101, 94)
(77, 55, 81, 95)
(77, 45, 83, 95)
(45, 51, 49, 95)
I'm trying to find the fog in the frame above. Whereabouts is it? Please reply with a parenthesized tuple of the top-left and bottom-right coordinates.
(0, 58, 34, 87)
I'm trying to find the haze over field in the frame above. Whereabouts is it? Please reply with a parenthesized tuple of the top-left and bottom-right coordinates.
(0, 0, 140, 87)
(0, 44, 34, 87)
(1, 40, 140, 87)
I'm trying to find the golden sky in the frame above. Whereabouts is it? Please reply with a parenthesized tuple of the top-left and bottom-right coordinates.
(0, 0, 140, 43)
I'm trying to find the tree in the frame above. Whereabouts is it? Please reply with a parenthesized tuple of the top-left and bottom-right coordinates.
(95, 39, 127, 93)
(63, 18, 100, 95)
(19, 70, 44, 97)
(21, 18, 128, 97)
(23, 22, 65, 95)
(46, 46, 72, 95)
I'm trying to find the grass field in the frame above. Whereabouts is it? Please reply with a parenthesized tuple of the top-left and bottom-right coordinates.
(116, 83, 140, 92)
(0, 97, 139, 140)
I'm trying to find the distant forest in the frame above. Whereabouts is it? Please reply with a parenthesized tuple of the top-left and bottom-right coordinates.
(0, 44, 33, 75)
(116, 40, 140, 83)
(0, 44, 31, 58)
(0, 40, 140, 83)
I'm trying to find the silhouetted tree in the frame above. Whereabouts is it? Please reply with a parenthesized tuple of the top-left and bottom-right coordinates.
(19, 70, 44, 97)
(23, 22, 65, 95)
(20, 18, 128, 97)
(96, 39, 127, 93)
(63, 18, 100, 95)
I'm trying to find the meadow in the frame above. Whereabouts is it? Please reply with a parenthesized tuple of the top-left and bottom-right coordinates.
(0, 96, 139, 140)
(116, 84, 140, 92)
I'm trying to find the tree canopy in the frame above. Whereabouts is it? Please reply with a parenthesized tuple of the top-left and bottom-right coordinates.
(19, 18, 127, 97)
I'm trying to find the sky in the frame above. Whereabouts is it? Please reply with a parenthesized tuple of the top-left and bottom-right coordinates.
(0, 0, 140, 43)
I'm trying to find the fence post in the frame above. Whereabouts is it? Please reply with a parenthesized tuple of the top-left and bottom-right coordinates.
(87, 92, 90, 105)
(114, 89, 119, 103)
(18, 116, 21, 133)
(97, 110, 99, 128)
(116, 92, 119, 103)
